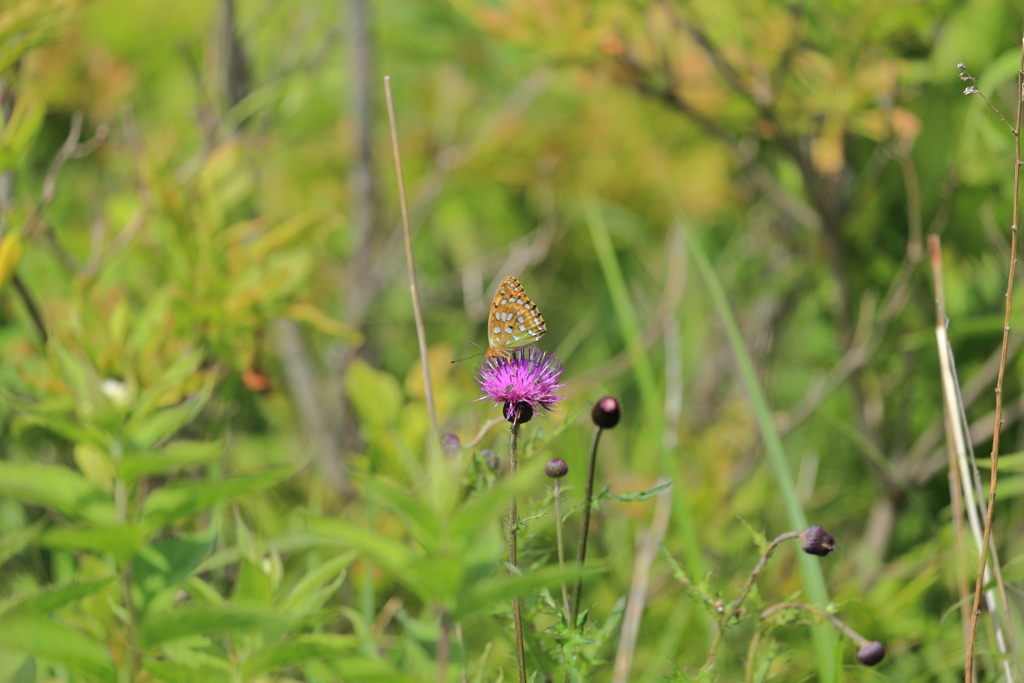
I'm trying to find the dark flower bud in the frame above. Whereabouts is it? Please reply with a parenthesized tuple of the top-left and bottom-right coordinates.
(856, 641, 885, 666)
(800, 525, 835, 556)
(442, 433, 461, 457)
(504, 401, 533, 425)
(481, 449, 500, 472)
(591, 396, 621, 429)
(545, 459, 568, 478)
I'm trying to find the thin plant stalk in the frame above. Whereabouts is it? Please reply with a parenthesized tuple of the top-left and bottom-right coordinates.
(743, 623, 763, 683)
(508, 423, 527, 683)
(704, 531, 802, 668)
(963, 36, 1024, 683)
(383, 76, 440, 443)
(760, 602, 874, 650)
(553, 477, 571, 625)
(11, 275, 47, 344)
(570, 425, 603, 630)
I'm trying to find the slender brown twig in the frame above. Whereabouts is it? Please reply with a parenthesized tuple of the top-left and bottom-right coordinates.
(383, 76, 440, 443)
(933, 233, 1018, 680)
(963, 35, 1024, 683)
(11, 274, 46, 344)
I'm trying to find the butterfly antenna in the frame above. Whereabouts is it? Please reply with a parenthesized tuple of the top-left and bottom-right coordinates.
(451, 350, 485, 364)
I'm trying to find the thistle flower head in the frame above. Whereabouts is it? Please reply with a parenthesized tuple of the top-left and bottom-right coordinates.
(545, 459, 568, 478)
(800, 525, 836, 556)
(441, 433, 461, 457)
(856, 641, 885, 666)
(591, 396, 621, 428)
(475, 348, 566, 424)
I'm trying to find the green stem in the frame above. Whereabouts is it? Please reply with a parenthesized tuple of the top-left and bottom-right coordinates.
(553, 478, 571, 625)
(570, 426, 602, 630)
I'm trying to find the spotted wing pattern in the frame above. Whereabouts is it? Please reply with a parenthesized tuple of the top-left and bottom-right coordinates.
(485, 277, 546, 360)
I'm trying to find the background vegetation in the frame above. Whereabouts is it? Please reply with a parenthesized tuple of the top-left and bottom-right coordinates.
(1, 0, 1023, 680)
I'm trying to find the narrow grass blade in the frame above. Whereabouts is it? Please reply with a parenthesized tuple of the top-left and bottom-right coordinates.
(682, 223, 837, 681)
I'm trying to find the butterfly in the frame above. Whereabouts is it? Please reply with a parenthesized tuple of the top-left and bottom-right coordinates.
(484, 276, 546, 360)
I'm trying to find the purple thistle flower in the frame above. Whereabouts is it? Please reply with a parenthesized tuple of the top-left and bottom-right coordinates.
(475, 348, 566, 424)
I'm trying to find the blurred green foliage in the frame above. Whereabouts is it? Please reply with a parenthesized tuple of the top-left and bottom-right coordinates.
(2, 0, 1024, 681)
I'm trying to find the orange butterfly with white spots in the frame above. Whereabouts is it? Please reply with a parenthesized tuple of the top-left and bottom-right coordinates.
(484, 277, 546, 360)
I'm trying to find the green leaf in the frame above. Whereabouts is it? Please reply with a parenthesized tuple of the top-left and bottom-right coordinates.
(0, 578, 115, 619)
(0, 462, 114, 524)
(184, 576, 227, 606)
(231, 558, 274, 606)
(449, 457, 547, 542)
(0, 650, 28, 683)
(139, 605, 285, 649)
(196, 533, 330, 574)
(140, 465, 296, 530)
(738, 517, 769, 555)
(0, 617, 116, 683)
(314, 655, 419, 682)
(0, 520, 46, 571)
(126, 373, 216, 450)
(0, 97, 45, 172)
(117, 440, 224, 484)
(12, 412, 109, 450)
(659, 544, 717, 615)
(363, 477, 439, 551)
(38, 525, 146, 561)
(451, 564, 594, 622)
(311, 518, 415, 578)
(130, 349, 206, 422)
(404, 554, 466, 607)
(143, 660, 231, 683)
(48, 341, 104, 422)
(277, 551, 356, 617)
(241, 633, 359, 679)
(345, 359, 403, 427)
(125, 289, 172, 356)
(132, 534, 216, 613)
(600, 480, 673, 502)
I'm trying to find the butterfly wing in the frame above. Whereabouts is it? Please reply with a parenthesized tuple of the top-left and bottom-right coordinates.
(485, 277, 546, 359)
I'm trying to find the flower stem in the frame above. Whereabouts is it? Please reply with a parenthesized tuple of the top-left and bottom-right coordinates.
(760, 602, 871, 648)
(705, 530, 802, 668)
(509, 423, 527, 683)
(553, 478, 571, 625)
(571, 425, 603, 630)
